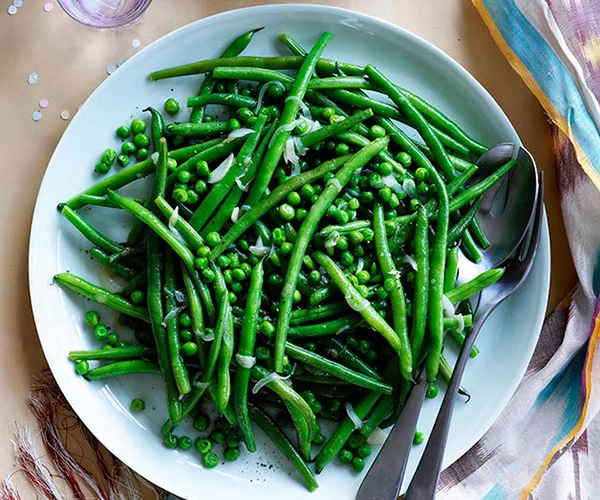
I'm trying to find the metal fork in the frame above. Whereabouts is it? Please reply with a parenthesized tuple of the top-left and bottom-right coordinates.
(403, 171, 545, 500)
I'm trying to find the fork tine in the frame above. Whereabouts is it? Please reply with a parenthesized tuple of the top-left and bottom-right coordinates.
(519, 171, 544, 264)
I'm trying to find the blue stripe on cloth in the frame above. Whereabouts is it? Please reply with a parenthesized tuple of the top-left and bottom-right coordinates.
(482, 0, 600, 176)
(482, 483, 512, 500)
(528, 348, 585, 453)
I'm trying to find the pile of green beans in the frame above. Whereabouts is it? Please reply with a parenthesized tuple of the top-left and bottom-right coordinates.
(56, 29, 512, 491)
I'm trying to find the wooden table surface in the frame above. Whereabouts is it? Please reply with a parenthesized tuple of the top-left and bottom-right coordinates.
(0, 0, 575, 494)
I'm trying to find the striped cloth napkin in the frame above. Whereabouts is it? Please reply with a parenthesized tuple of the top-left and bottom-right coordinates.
(439, 1, 600, 498)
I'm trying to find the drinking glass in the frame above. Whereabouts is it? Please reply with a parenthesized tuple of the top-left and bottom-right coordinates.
(57, 0, 153, 29)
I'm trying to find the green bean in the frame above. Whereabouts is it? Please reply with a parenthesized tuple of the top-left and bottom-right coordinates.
(190, 28, 263, 124)
(119, 271, 147, 298)
(150, 55, 362, 81)
(147, 234, 182, 424)
(445, 268, 505, 303)
(216, 286, 234, 414)
(144, 106, 166, 150)
(127, 136, 170, 244)
(187, 93, 257, 109)
(336, 131, 407, 177)
(443, 314, 473, 330)
(299, 108, 374, 148)
(447, 326, 479, 358)
(154, 196, 203, 251)
(181, 266, 229, 420)
(273, 138, 388, 371)
(460, 230, 484, 263)
(443, 246, 460, 293)
(288, 316, 359, 338)
(314, 390, 381, 473)
(188, 113, 267, 232)
(164, 251, 191, 395)
(59, 205, 124, 254)
(89, 248, 137, 280)
(245, 32, 334, 205)
(209, 155, 349, 260)
(166, 121, 231, 138)
(438, 354, 471, 399)
(293, 374, 350, 385)
(65, 158, 155, 210)
(285, 341, 392, 393)
(449, 159, 517, 213)
(448, 199, 482, 245)
(373, 202, 412, 380)
(201, 119, 278, 235)
(313, 251, 409, 367)
(69, 345, 154, 361)
(285, 402, 312, 460)
(85, 360, 161, 380)
(165, 137, 244, 190)
(233, 260, 263, 452)
(53, 273, 149, 321)
(248, 404, 318, 492)
(168, 138, 223, 162)
(289, 302, 348, 325)
(411, 205, 429, 363)
(359, 395, 394, 437)
(323, 338, 381, 379)
(76, 194, 145, 208)
(318, 221, 370, 237)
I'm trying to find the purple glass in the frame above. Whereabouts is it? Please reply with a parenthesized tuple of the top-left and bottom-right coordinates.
(57, 0, 152, 28)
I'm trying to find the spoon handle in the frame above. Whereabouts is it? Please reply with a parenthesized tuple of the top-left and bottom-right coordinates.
(404, 314, 488, 500)
(355, 371, 428, 500)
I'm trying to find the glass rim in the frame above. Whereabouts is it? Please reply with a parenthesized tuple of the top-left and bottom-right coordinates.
(56, 0, 153, 29)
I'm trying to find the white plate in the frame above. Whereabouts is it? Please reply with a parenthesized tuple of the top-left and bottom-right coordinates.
(28, 5, 550, 499)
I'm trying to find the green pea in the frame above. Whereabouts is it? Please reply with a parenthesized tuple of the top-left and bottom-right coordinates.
(216, 255, 230, 268)
(426, 383, 439, 399)
(165, 158, 177, 172)
(260, 320, 275, 338)
(293, 289, 302, 303)
(352, 457, 366, 472)
(203, 452, 219, 468)
(356, 444, 372, 458)
(128, 290, 144, 304)
(164, 98, 181, 115)
(340, 251, 354, 267)
(202, 268, 216, 283)
(205, 232, 221, 247)
(255, 346, 270, 360)
(295, 208, 308, 222)
(116, 154, 130, 167)
(161, 420, 173, 437)
(94, 324, 108, 341)
(106, 332, 119, 346)
(164, 434, 178, 449)
(121, 141, 137, 155)
(94, 162, 111, 174)
(116, 125, 130, 139)
(300, 184, 315, 199)
(335, 235, 348, 251)
(75, 360, 89, 375)
(236, 107, 253, 122)
(377, 161, 394, 176)
(268, 274, 282, 287)
(231, 268, 246, 281)
(194, 179, 208, 194)
(312, 433, 326, 445)
(197, 245, 211, 258)
(360, 191, 374, 205)
(322, 107, 335, 119)
(172, 188, 188, 203)
(101, 148, 117, 166)
(413, 430, 424, 445)
(278, 203, 295, 222)
(136, 148, 149, 161)
(357, 285, 369, 298)
(210, 429, 226, 444)
(369, 124, 386, 138)
(225, 432, 239, 448)
(186, 190, 199, 205)
(286, 191, 301, 206)
(396, 151, 412, 168)
(195, 437, 211, 454)
(358, 340, 370, 354)
(181, 342, 198, 357)
(338, 449, 353, 464)
(228, 118, 241, 131)
(389, 192, 400, 208)
(176, 170, 191, 184)
(178, 436, 193, 450)
(278, 241, 293, 256)
(348, 432, 365, 449)
(417, 182, 429, 195)
(308, 269, 321, 284)
(179, 328, 192, 342)
(334, 142, 350, 155)
(266, 104, 280, 120)
(193, 414, 209, 432)
(223, 269, 233, 284)
(223, 447, 240, 462)
(272, 228, 286, 245)
(84, 311, 100, 327)
(195, 257, 208, 270)
(130, 118, 146, 135)
(178, 312, 191, 328)
(133, 133, 150, 148)
(231, 282, 243, 294)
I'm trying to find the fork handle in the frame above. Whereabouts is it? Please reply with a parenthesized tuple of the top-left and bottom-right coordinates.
(355, 371, 428, 500)
(404, 314, 488, 500)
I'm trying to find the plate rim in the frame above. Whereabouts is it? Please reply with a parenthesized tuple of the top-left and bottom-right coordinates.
(28, 4, 551, 498)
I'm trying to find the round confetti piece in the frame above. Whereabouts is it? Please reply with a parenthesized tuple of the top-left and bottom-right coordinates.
(32, 111, 42, 122)
(39, 98, 49, 108)
(60, 110, 70, 120)
(8, 5, 17, 15)
(107, 64, 117, 75)
(131, 39, 141, 49)
(43, 2, 53, 12)
(13, 0, 23, 7)
(27, 72, 38, 85)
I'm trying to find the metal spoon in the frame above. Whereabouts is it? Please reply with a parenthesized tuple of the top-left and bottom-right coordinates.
(404, 171, 543, 500)
(355, 143, 539, 500)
